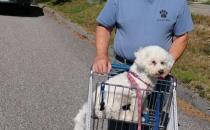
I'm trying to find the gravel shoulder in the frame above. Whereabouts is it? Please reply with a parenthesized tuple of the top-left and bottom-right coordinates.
(178, 109, 210, 130)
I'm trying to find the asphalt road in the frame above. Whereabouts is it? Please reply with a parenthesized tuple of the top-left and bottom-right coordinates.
(0, 4, 209, 130)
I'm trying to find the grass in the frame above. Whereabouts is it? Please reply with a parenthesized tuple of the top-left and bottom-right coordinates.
(189, 0, 210, 5)
(172, 14, 210, 100)
(42, 0, 105, 33)
(41, 0, 210, 101)
(204, 1, 210, 5)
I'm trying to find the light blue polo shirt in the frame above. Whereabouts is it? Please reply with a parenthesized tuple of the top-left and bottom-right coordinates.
(96, 0, 194, 61)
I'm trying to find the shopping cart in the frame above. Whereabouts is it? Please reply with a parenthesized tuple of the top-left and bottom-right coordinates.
(86, 63, 178, 130)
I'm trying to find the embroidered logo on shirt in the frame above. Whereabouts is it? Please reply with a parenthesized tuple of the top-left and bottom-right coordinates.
(160, 10, 168, 18)
(157, 9, 170, 22)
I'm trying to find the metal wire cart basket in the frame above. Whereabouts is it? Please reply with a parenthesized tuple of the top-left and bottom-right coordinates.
(86, 64, 178, 130)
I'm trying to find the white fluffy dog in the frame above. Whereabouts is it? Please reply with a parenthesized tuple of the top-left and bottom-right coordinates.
(73, 45, 174, 130)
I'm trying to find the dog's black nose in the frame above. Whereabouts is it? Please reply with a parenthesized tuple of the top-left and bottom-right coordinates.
(158, 70, 164, 75)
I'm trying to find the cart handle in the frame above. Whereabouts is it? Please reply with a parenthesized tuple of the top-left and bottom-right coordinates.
(111, 63, 130, 71)
(90, 63, 130, 75)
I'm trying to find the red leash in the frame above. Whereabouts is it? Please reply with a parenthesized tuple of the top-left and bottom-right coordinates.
(127, 72, 142, 130)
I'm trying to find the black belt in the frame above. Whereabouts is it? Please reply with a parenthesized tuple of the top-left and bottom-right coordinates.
(115, 54, 134, 65)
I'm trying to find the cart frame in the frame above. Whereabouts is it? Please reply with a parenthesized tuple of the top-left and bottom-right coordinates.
(86, 63, 179, 130)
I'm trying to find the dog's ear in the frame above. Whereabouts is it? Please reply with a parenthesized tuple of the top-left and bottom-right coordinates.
(134, 49, 141, 58)
(134, 51, 139, 59)
(134, 47, 150, 60)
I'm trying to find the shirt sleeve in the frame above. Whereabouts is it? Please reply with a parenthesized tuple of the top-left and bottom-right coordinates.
(173, 0, 194, 36)
(96, 0, 118, 28)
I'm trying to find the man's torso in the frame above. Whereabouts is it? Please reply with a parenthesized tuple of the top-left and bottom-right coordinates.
(113, 0, 183, 60)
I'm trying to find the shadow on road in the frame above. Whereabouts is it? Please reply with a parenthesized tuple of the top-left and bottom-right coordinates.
(0, 3, 44, 17)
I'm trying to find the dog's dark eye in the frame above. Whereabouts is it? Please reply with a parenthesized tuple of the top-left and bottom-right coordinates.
(152, 60, 156, 65)
(161, 61, 165, 65)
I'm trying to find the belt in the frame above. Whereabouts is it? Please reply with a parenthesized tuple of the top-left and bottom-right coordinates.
(115, 54, 134, 65)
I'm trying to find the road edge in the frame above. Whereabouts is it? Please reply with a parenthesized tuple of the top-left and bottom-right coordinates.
(37, 3, 95, 44)
(177, 84, 210, 115)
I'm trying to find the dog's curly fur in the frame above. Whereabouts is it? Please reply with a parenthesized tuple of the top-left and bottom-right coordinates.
(73, 46, 174, 130)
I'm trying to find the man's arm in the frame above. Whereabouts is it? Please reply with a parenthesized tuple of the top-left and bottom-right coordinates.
(169, 33, 189, 62)
(92, 25, 113, 73)
(160, 33, 189, 78)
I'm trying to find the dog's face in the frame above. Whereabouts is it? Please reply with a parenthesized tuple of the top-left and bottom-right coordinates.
(134, 46, 174, 78)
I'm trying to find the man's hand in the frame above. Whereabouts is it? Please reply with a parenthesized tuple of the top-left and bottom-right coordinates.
(160, 59, 175, 78)
(161, 69, 173, 78)
(160, 33, 188, 78)
(93, 25, 113, 74)
(92, 55, 112, 74)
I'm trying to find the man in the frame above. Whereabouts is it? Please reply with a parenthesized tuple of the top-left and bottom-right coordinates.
(92, 0, 194, 74)
(92, 1, 193, 129)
